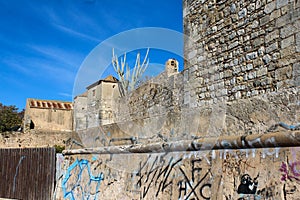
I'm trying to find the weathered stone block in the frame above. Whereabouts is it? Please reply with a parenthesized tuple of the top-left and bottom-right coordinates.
(296, 32, 300, 52)
(230, 3, 237, 13)
(251, 20, 260, 28)
(224, 69, 233, 78)
(280, 46, 296, 59)
(260, 15, 270, 26)
(238, 8, 247, 18)
(188, 50, 197, 60)
(253, 37, 265, 47)
(257, 67, 268, 77)
(281, 35, 295, 49)
(228, 41, 239, 49)
(247, 64, 254, 71)
(237, 29, 245, 36)
(256, 0, 262, 9)
(264, 1, 276, 14)
(248, 71, 257, 79)
(258, 46, 266, 56)
(266, 42, 278, 53)
(265, 29, 279, 44)
(246, 52, 258, 60)
(270, 9, 281, 21)
(276, 14, 291, 27)
(293, 63, 300, 86)
(277, 0, 289, 9)
(263, 54, 272, 64)
(280, 24, 297, 38)
(275, 65, 292, 80)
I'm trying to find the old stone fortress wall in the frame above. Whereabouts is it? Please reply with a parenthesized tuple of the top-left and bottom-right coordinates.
(23, 0, 300, 199)
(73, 0, 299, 146)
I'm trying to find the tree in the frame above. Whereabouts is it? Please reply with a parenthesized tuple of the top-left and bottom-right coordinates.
(112, 48, 149, 96)
(0, 103, 23, 132)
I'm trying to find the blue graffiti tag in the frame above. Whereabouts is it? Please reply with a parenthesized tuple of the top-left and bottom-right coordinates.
(62, 159, 104, 200)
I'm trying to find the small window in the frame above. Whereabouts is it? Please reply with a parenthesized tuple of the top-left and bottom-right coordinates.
(92, 89, 96, 96)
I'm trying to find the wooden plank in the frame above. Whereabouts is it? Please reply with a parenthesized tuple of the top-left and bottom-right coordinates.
(0, 148, 55, 200)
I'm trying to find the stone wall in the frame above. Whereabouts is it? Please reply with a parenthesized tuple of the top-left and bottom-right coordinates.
(71, 0, 300, 150)
(88, 81, 298, 148)
(56, 145, 300, 199)
(85, 0, 300, 143)
(183, 0, 300, 106)
(0, 130, 72, 148)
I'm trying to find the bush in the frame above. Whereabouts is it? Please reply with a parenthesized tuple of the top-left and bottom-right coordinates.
(0, 103, 23, 132)
(54, 144, 65, 153)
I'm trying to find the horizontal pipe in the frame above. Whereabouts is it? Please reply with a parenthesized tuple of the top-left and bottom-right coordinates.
(63, 130, 300, 155)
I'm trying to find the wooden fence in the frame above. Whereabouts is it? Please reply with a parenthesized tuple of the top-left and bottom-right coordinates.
(0, 148, 56, 200)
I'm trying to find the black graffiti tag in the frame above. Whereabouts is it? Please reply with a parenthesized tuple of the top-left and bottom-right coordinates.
(178, 159, 211, 200)
(136, 156, 182, 198)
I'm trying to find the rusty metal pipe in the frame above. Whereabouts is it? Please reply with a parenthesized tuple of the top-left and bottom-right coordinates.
(62, 131, 300, 155)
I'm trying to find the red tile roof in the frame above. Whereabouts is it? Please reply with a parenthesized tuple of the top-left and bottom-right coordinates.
(28, 99, 73, 110)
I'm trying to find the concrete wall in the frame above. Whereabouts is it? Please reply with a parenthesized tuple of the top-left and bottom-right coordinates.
(57, 146, 300, 199)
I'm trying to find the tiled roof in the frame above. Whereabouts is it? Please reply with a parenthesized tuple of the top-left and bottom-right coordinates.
(74, 91, 88, 99)
(104, 75, 119, 82)
(86, 75, 119, 89)
(28, 99, 73, 110)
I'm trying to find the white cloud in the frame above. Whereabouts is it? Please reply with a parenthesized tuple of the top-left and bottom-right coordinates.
(27, 44, 83, 70)
(53, 23, 101, 43)
(58, 92, 73, 98)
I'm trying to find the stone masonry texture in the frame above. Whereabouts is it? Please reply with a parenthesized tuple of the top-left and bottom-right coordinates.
(59, 0, 300, 199)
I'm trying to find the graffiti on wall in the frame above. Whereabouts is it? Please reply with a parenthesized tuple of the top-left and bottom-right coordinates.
(279, 158, 300, 197)
(133, 154, 212, 199)
(237, 174, 260, 200)
(237, 174, 259, 195)
(280, 161, 300, 182)
(57, 147, 300, 199)
(177, 158, 212, 200)
(221, 150, 256, 176)
(62, 159, 104, 200)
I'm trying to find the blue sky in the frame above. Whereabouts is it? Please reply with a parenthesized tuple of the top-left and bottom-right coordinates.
(0, 0, 183, 110)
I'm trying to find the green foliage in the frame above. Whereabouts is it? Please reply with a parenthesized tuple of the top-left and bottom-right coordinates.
(0, 103, 23, 132)
(54, 144, 65, 153)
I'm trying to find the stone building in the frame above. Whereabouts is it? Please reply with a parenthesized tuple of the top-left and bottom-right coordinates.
(72, 60, 181, 138)
(24, 98, 73, 132)
(73, 92, 88, 131)
(73, 75, 119, 132)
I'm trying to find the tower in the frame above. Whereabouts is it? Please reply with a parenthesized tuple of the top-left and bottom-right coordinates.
(165, 58, 179, 76)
